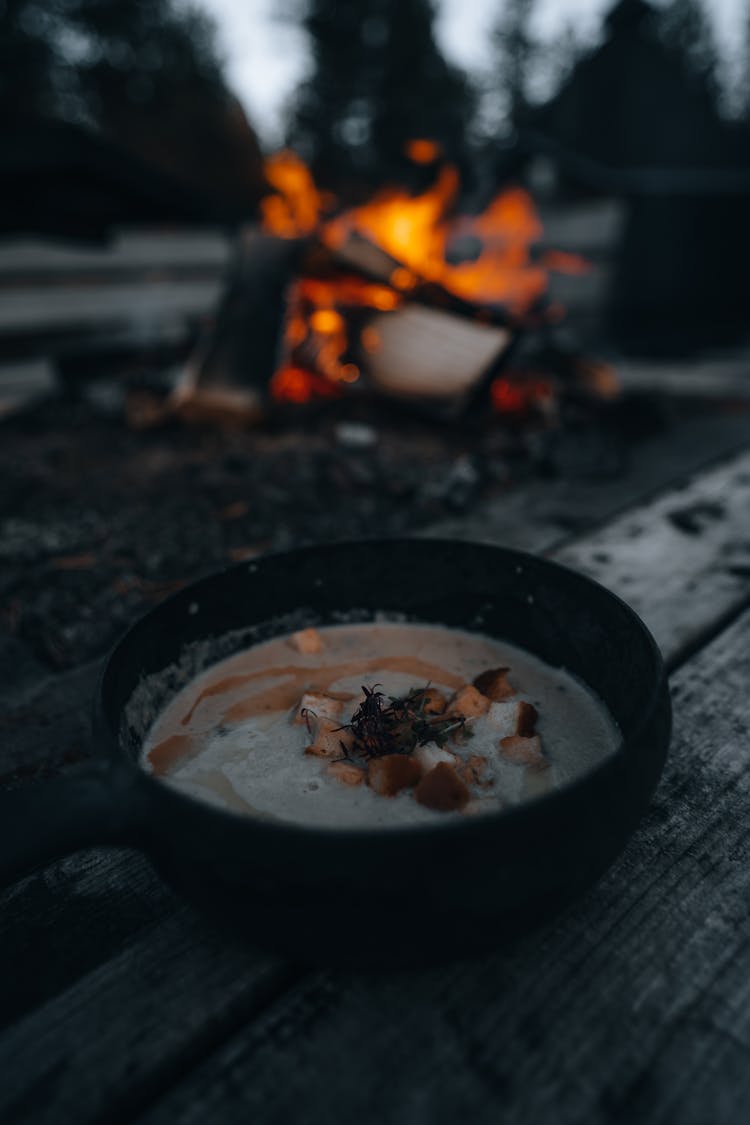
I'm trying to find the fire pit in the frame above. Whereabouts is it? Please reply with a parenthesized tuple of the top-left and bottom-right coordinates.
(169, 144, 615, 428)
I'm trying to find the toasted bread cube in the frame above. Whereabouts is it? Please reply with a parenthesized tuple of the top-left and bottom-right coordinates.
(499, 734, 548, 772)
(516, 701, 538, 737)
(487, 699, 538, 739)
(461, 753, 493, 788)
(293, 692, 343, 725)
(414, 762, 470, 812)
(411, 688, 448, 715)
(414, 742, 457, 772)
(305, 717, 353, 759)
(447, 684, 491, 719)
(473, 667, 516, 701)
(290, 627, 324, 654)
(326, 761, 364, 786)
(367, 754, 422, 797)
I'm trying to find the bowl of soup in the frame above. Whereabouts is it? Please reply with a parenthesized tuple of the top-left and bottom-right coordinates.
(82, 538, 670, 965)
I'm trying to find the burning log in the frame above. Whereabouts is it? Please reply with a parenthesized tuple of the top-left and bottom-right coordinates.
(154, 144, 611, 430)
(362, 304, 512, 412)
(168, 228, 305, 426)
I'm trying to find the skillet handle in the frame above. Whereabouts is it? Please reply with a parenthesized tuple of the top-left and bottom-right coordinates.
(0, 759, 142, 888)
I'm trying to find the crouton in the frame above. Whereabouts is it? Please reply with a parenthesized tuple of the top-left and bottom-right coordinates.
(293, 692, 343, 725)
(367, 754, 422, 797)
(289, 627, 324, 654)
(460, 754, 493, 788)
(414, 761, 470, 812)
(499, 734, 548, 772)
(305, 717, 353, 759)
(516, 701, 538, 737)
(447, 684, 491, 719)
(326, 761, 364, 787)
(473, 667, 516, 701)
(487, 699, 538, 739)
(414, 742, 457, 772)
(411, 688, 448, 715)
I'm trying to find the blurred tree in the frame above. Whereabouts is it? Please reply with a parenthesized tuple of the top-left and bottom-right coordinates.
(740, 0, 750, 120)
(0, 1, 60, 121)
(0, 0, 265, 220)
(285, 0, 476, 192)
(655, 0, 719, 105)
(485, 0, 583, 143)
(491, 0, 535, 130)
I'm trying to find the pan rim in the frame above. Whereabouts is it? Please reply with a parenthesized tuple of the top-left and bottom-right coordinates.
(95, 537, 670, 845)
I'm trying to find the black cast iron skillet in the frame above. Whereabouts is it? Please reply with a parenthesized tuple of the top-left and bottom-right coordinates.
(0, 540, 671, 966)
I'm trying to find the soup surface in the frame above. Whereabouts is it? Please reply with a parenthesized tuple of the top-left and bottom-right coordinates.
(141, 621, 621, 828)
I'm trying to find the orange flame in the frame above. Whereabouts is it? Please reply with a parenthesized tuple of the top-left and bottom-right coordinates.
(260, 150, 327, 237)
(323, 165, 459, 284)
(258, 146, 591, 403)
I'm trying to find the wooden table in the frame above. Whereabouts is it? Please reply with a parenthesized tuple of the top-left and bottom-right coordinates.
(2, 399, 750, 1124)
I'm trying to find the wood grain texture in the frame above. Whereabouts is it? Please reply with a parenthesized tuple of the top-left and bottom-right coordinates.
(0, 910, 297, 1125)
(0, 850, 175, 1031)
(556, 447, 750, 667)
(0, 660, 99, 786)
(133, 607, 750, 1125)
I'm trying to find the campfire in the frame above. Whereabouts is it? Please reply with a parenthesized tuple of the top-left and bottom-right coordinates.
(168, 142, 617, 428)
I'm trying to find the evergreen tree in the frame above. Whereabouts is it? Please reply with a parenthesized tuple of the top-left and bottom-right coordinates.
(656, 0, 719, 105)
(0, 1, 264, 217)
(733, 0, 750, 120)
(491, 0, 535, 131)
(0, 1, 60, 121)
(0, 0, 228, 129)
(285, 0, 477, 190)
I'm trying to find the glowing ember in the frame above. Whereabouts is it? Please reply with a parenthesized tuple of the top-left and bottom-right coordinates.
(404, 138, 442, 164)
(490, 375, 555, 415)
(260, 151, 328, 237)
(269, 366, 341, 404)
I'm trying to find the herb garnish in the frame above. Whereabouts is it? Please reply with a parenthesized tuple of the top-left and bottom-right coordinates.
(340, 684, 467, 760)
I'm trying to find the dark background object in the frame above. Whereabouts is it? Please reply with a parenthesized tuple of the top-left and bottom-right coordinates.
(526, 0, 750, 354)
(0, 121, 218, 239)
(0, 0, 266, 236)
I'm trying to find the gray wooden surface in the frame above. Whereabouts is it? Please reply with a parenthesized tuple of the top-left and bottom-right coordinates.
(2, 420, 750, 1123)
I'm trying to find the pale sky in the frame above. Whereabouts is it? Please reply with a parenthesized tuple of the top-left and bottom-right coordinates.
(193, 0, 746, 145)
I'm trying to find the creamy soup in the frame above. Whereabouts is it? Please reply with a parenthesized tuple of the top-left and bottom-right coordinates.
(140, 622, 620, 828)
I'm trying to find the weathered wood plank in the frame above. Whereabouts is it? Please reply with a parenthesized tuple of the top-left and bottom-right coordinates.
(423, 409, 750, 553)
(0, 279, 221, 336)
(132, 606, 750, 1125)
(616, 354, 750, 399)
(0, 230, 230, 279)
(0, 850, 175, 1032)
(0, 660, 99, 786)
(556, 446, 750, 667)
(0, 631, 47, 704)
(0, 911, 297, 1125)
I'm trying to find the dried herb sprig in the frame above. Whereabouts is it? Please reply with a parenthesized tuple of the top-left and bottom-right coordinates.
(341, 684, 467, 761)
